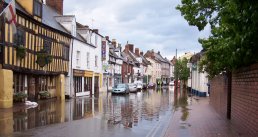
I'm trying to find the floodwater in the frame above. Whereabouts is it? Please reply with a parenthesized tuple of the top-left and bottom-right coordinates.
(0, 87, 191, 137)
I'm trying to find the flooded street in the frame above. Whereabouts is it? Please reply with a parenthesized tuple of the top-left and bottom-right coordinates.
(0, 87, 192, 137)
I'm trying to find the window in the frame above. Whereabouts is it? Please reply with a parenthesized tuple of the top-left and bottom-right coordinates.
(43, 38, 52, 53)
(95, 55, 98, 67)
(33, 0, 42, 17)
(76, 51, 81, 67)
(14, 28, 25, 46)
(62, 46, 69, 60)
(87, 52, 90, 68)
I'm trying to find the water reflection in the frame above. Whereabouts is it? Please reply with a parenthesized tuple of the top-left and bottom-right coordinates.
(1, 88, 172, 136)
(173, 87, 190, 121)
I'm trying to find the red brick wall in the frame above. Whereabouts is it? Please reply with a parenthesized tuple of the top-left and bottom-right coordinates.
(231, 63, 258, 136)
(210, 63, 258, 136)
(210, 74, 229, 118)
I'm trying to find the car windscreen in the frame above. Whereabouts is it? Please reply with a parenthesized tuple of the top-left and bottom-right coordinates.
(117, 84, 125, 88)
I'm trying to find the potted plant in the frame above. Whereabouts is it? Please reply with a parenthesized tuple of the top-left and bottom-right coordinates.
(36, 49, 53, 68)
(13, 92, 28, 103)
(39, 91, 50, 99)
(16, 45, 26, 59)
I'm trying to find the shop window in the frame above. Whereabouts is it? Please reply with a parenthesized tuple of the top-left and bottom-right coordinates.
(33, 0, 42, 17)
(14, 74, 25, 93)
(74, 77, 82, 93)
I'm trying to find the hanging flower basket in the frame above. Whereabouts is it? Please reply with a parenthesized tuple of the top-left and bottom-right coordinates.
(16, 45, 26, 59)
(36, 49, 53, 68)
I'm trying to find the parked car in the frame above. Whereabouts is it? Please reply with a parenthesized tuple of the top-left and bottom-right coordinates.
(128, 83, 138, 92)
(112, 84, 129, 94)
(169, 81, 174, 86)
(148, 82, 156, 89)
(142, 83, 147, 89)
(134, 81, 143, 90)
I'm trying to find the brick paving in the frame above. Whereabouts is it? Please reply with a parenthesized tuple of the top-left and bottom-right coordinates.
(164, 97, 245, 137)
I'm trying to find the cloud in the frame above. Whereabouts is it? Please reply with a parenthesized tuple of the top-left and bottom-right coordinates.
(64, 0, 210, 60)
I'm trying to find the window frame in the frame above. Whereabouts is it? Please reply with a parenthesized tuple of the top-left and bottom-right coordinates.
(76, 51, 81, 68)
(33, 0, 42, 17)
(14, 27, 25, 47)
(95, 55, 98, 67)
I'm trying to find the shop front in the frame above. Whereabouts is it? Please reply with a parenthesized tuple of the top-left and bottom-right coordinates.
(73, 69, 93, 97)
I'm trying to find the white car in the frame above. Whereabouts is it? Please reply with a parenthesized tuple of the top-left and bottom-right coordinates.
(134, 81, 143, 90)
(128, 83, 138, 92)
(169, 81, 174, 86)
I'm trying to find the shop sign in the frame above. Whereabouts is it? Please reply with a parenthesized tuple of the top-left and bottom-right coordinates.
(73, 69, 84, 77)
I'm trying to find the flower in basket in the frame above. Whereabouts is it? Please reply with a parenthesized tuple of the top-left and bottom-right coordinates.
(16, 45, 26, 59)
(36, 49, 53, 67)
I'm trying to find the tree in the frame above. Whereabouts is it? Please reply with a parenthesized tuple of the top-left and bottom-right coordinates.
(176, 0, 258, 78)
(174, 57, 190, 88)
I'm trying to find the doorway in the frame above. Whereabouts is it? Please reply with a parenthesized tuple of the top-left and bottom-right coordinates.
(94, 76, 99, 95)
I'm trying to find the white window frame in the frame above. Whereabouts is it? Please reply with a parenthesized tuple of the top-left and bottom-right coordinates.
(76, 51, 81, 68)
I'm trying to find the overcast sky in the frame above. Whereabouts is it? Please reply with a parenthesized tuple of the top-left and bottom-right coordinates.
(64, 0, 210, 60)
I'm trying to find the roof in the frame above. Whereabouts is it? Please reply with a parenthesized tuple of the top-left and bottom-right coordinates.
(15, 3, 70, 35)
(42, 4, 70, 34)
(140, 55, 151, 66)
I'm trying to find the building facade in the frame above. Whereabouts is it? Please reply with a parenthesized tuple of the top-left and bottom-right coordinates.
(0, 0, 71, 108)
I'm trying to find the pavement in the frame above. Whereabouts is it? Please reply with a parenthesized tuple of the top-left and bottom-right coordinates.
(163, 96, 243, 137)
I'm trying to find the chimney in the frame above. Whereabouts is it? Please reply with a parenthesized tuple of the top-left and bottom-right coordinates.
(158, 51, 160, 54)
(46, 0, 64, 15)
(105, 36, 109, 41)
(93, 29, 99, 34)
(135, 48, 140, 57)
(128, 44, 134, 52)
(112, 39, 117, 48)
(124, 45, 129, 53)
(140, 51, 144, 56)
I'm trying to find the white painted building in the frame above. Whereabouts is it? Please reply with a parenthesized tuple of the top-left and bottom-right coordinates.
(56, 16, 105, 97)
(188, 53, 209, 97)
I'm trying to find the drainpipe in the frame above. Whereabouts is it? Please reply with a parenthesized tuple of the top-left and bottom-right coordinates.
(70, 38, 74, 98)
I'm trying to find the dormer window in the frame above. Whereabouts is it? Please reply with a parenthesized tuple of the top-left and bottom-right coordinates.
(34, 0, 42, 17)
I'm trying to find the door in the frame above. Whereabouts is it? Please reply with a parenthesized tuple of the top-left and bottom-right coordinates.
(94, 76, 99, 94)
(28, 76, 36, 101)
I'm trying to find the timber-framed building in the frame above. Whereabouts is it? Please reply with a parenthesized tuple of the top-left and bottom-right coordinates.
(0, 0, 71, 108)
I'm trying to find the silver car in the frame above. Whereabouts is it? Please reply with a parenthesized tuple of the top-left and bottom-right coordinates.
(128, 83, 138, 92)
(112, 84, 129, 94)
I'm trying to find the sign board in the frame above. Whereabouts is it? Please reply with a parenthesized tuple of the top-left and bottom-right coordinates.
(101, 41, 106, 61)
(73, 69, 85, 77)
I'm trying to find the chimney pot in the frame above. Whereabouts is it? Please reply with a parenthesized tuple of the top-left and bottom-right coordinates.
(140, 52, 144, 56)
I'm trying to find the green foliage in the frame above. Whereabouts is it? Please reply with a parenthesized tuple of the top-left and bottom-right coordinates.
(16, 45, 26, 59)
(39, 91, 50, 99)
(177, 0, 258, 78)
(13, 92, 27, 102)
(174, 57, 190, 82)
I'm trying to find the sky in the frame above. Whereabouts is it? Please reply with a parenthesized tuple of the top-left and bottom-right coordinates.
(63, 0, 210, 60)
